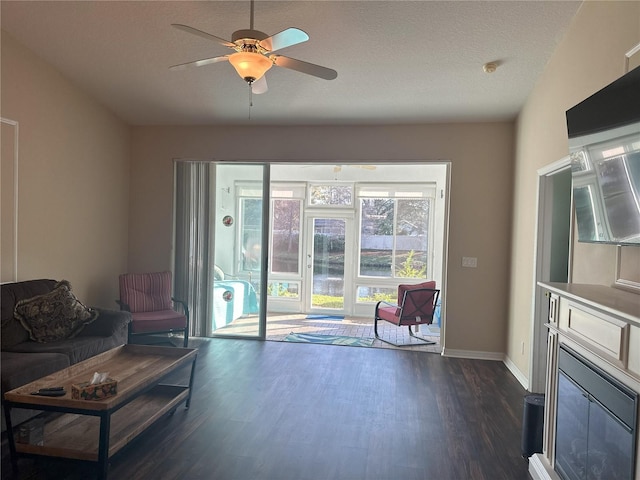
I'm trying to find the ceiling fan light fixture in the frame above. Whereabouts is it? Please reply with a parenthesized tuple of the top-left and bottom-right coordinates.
(229, 52, 272, 83)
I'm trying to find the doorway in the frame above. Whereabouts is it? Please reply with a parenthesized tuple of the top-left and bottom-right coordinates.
(177, 161, 449, 348)
(305, 213, 353, 314)
(530, 157, 572, 392)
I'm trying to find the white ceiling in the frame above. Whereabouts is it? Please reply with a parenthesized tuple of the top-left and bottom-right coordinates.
(1, 1, 582, 126)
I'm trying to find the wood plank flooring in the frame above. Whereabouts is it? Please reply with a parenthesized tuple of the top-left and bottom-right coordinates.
(2, 338, 532, 479)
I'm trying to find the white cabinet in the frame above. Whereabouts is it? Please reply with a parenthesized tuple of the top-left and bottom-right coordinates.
(532, 283, 640, 480)
(557, 296, 629, 366)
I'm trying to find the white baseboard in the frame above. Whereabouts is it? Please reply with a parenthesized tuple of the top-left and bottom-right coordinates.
(441, 349, 530, 390)
(529, 453, 558, 480)
(503, 354, 530, 390)
(441, 348, 503, 361)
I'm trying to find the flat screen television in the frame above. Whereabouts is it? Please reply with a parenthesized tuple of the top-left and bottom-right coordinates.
(567, 65, 640, 245)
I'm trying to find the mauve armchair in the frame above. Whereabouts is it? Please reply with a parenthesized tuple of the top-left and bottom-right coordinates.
(118, 271, 189, 347)
(374, 281, 439, 347)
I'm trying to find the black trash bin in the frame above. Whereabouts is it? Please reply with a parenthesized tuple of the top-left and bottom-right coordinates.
(521, 394, 545, 458)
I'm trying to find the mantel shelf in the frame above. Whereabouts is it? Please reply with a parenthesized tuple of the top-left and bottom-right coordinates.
(538, 282, 640, 327)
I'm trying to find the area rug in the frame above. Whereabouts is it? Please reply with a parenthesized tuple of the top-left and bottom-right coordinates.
(284, 332, 374, 347)
(305, 314, 344, 320)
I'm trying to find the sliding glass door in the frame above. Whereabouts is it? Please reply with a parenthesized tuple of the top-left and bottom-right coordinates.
(211, 163, 268, 338)
(177, 162, 447, 339)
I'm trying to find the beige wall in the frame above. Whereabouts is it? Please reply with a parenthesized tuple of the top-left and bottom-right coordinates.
(130, 123, 514, 354)
(508, 2, 640, 376)
(0, 31, 131, 307)
(14, 2, 636, 363)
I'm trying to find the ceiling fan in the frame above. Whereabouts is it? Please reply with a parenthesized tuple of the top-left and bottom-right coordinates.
(169, 0, 337, 94)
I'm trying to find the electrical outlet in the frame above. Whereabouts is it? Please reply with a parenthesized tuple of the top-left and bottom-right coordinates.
(462, 256, 477, 268)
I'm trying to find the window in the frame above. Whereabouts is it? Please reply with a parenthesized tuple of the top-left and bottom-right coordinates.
(271, 199, 301, 273)
(357, 184, 434, 280)
(237, 183, 263, 272)
(267, 281, 300, 298)
(271, 185, 304, 275)
(309, 184, 353, 206)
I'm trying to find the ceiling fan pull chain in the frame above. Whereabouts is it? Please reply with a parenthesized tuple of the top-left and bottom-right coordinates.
(248, 83, 253, 120)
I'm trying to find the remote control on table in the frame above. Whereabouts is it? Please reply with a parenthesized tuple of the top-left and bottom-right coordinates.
(31, 387, 66, 397)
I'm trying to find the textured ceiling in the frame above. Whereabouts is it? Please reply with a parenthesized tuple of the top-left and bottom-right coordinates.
(1, 1, 582, 126)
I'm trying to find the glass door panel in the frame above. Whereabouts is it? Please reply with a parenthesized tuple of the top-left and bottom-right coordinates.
(212, 164, 267, 338)
(305, 215, 352, 314)
(311, 218, 345, 310)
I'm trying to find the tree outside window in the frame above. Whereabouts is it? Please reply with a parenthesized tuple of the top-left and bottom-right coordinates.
(359, 197, 430, 279)
(271, 199, 301, 274)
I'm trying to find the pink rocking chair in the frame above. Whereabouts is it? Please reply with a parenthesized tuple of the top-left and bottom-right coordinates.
(374, 281, 440, 347)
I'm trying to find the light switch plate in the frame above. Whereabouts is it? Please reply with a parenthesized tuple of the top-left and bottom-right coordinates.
(462, 256, 477, 268)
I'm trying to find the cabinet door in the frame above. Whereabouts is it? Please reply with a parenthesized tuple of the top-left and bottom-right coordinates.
(544, 330, 559, 461)
(555, 371, 589, 479)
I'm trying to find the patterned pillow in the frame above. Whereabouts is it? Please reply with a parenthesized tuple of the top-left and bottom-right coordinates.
(14, 280, 99, 343)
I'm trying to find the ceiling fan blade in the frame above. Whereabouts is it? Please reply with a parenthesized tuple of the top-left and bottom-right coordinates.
(271, 55, 337, 80)
(259, 28, 309, 53)
(251, 76, 268, 95)
(172, 24, 235, 48)
(169, 55, 230, 71)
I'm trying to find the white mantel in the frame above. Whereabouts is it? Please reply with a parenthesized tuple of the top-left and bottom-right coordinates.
(530, 283, 640, 480)
(541, 283, 640, 326)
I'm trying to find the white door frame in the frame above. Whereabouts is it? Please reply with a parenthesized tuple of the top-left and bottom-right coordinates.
(529, 156, 573, 393)
(303, 210, 354, 315)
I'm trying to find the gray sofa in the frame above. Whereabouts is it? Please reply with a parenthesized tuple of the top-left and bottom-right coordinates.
(1, 279, 131, 429)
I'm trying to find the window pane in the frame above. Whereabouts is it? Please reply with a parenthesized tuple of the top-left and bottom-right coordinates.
(309, 185, 352, 206)
(356, 286, 396, 303)
(394, 198, 429, 278)
(271, 199, 300, 273)
(359, 198, 394, 277)
(241, 198, 262, 271)
(268, 282, 299, 298)
(312, 218, 345, 309)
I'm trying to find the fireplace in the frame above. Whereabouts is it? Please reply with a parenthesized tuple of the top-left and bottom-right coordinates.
(555, 345, 638, 480)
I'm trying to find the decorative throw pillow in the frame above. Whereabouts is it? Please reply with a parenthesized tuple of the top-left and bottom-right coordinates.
(14, 280, 99, 343)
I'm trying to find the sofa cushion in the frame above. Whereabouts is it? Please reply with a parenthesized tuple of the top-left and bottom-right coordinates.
(14, 280, 99, 343)
(1, 279, 57, 349)
(119, 271, 173, 313)
(79, 308, 131, 339)
(1, 351, 70, 394)
(5, 335, 124, 365)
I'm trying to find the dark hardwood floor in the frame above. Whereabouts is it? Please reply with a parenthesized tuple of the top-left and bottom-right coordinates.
(2, 338, 532, 479)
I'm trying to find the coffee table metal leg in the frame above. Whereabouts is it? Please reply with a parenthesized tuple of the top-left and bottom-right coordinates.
(97, 412, 111, 480)
(3, 402, 18, 473)
(185, 355, 198, 409)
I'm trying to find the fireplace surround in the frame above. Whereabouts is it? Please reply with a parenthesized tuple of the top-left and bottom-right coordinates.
(529, 283, 640, 480)
(555, 345, 637, 480)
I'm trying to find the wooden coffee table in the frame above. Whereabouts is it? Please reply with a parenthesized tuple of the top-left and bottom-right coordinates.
(3, 344, 198, 479)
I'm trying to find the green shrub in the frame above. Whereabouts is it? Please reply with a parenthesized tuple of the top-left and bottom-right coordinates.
(311, 294, 344, 308)
(395, 250, 426, 278)
(357, 292, 396, 303)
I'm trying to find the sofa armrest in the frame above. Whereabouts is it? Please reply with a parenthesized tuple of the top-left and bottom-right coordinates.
(78, 308, 131, 337)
